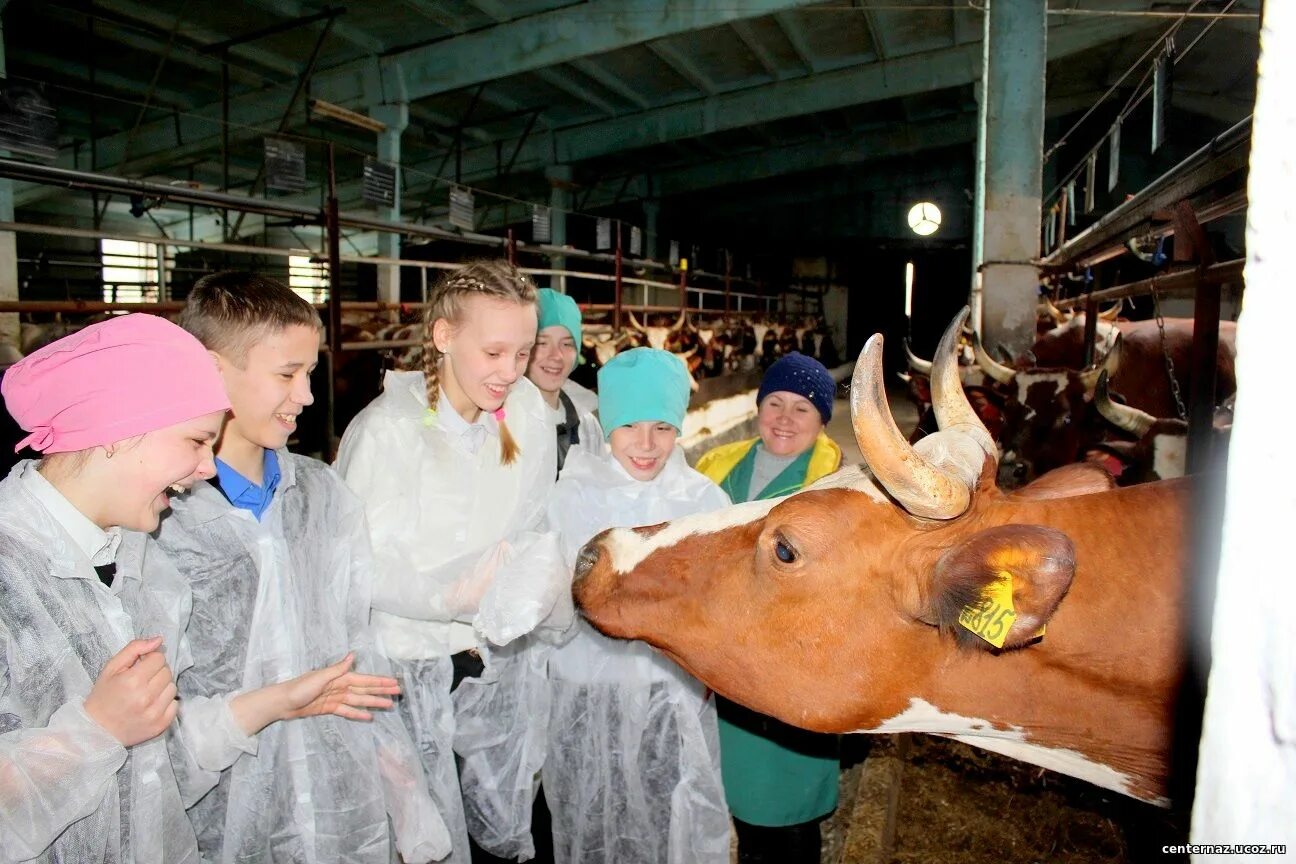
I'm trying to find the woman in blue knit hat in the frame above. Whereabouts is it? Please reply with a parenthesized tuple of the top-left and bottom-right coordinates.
(694, 350, 842, 864)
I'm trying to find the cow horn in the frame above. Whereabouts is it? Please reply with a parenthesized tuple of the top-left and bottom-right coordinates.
(932, 309, 998, 462)
(674, 346, 697, 360)
(903, 339, 933, 375)
(672, 309, 688, 332)
(1079, 333, 1123, 391)
(1094, 369, 1155, 437)
(1098, 299, 1123, 321)
(851, 336, 970, 519)
(1042, 297, 1069, 324)
(626, 310, 646, 333)
(973, 331, 1017, 384)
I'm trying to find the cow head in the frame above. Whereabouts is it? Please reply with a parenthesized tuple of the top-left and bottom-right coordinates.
(573, 308, 1189, 805)
(576, 310, 1066, 727)
(978, 332, 1124, 488)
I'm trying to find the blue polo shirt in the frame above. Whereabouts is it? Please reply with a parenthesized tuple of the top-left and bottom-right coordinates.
(213, 449, 281, 521)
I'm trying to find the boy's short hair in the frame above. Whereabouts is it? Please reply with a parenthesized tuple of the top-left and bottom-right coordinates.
(178, 272, 321, 365)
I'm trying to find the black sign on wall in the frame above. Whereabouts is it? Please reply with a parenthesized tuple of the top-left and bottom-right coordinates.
(264, 137, 306, 193)
(0, 82, 57, 162)
(362, 157, 397, 207)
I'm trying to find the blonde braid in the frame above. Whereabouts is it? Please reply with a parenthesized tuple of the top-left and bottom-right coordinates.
(421, 259, 537, 466)
(421, 308, 443, 413)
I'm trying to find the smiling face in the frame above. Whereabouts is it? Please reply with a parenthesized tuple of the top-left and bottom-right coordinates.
(435, 295, 537, 420)
(757, 390, 824, 457)
(526, 324, 578, 400)
(214, 323, 319, 458)
(608, 421, 679, 481)
(104, 411, 225, 531)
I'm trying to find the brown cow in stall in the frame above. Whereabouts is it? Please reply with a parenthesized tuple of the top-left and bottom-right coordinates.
(572, 309, 1188, 806)
(1087, 370, 1235, 484)
(979, 315, 1237, 486)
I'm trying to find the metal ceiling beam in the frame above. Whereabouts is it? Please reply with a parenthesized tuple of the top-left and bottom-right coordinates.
(646, 40, 716, 95)
(242, 0, 383, 55)
(18, 0, 815, 204)
(730, 19, 783, 80)
(852, 1, 888, 60)
(115, 18, 1152, 240)
(773, 10, 817, 73)
(35, 5, 270, 86)
(95, 0, 302, 78)
(568, 58, 651, 110)
(6, 47, 196, 109)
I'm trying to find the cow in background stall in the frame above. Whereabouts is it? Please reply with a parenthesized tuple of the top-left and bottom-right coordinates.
(1087, 370, 1235, 484)
(572, 308, 1190, 806)
(978, 315, 1237, 487)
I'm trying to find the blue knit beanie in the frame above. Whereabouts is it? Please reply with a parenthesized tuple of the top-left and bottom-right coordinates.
(757, 352, 834, 423)
(597, 348, 691, 439)
(536, 288, 582, 344)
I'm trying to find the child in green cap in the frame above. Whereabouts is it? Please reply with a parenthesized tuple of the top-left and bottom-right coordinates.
(540, 347, 731, 864)
(526, 288, 597, 475)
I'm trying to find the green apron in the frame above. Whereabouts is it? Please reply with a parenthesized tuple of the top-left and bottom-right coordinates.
(716, 444, 841, 826)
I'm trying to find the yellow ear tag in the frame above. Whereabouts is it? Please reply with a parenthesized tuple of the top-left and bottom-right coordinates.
(958, 571, 1018, 649)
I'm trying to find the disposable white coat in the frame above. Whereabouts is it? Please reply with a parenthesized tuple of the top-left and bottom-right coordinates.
(0, 462, 255, 864)
(336, 371, 569, 864)
(560, 380, 598, 418)
(542, 445, 732, 864)
(146, 453, 449, 864)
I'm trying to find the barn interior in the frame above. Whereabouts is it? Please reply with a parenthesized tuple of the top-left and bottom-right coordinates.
(0, 1, 1273, 861)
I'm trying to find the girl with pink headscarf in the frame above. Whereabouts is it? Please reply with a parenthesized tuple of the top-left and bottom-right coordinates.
(0, 314, 404, 864)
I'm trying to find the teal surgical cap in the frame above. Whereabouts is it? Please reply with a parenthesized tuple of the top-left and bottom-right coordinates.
(597, 347, 691, 439)
(536, 288, 582, 345)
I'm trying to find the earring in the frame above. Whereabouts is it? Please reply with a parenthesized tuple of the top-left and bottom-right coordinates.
(104, 448, 114, 460)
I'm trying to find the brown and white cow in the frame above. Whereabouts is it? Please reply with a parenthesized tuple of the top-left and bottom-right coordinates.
(572, 308, 1187, 806)
(980, 316, 1237, 486)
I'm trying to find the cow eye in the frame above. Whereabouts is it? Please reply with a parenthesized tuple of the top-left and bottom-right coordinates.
(774, 537, 797, 564)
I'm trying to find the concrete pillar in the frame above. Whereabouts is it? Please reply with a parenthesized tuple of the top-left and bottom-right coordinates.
(977, 0, 1046, 356)
(370, 102, 408, 306)
(546, 164, 572, 293)
(0, 16, 20, 353)
(643, 198, 660, 262)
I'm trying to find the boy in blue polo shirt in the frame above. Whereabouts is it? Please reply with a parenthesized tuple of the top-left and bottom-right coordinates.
(147, 272, 448, 863)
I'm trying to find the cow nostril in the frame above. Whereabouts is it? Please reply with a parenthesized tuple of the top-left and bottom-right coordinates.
(574, 543, 601, 581)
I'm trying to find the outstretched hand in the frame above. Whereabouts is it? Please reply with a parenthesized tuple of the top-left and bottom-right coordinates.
(281, 653, 401, 722)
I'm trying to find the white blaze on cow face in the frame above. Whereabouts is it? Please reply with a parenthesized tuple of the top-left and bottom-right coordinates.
(601, 497, 782, 575)
(876, 698, 1147, 803)
(600, 467, 888, 576)
(1151, 432, 1188, 480)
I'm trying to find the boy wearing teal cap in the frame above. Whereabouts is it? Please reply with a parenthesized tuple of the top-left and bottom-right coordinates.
(526, 288, 597, 474)
(539, 347, 731, 864)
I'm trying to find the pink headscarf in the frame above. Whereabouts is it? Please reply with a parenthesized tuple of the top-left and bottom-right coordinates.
(2, 313, 231, 454)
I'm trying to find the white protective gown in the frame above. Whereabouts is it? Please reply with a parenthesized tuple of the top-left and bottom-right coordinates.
(146, 453, 449, 864)
(335, 371, 570, 863)
(543, 443, 732, 864)
(560, 380, 598, 417)
(0, 462, 255, 864)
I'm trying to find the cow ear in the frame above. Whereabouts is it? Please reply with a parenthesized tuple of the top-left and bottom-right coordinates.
(922, 525, 1076, 651)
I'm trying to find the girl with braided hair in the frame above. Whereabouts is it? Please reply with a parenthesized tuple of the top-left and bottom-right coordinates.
(336, 259, 568, 864)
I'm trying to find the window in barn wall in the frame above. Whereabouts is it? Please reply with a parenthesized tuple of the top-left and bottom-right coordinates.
(288, 255, 329, 303)
(101, 239, 166, 303)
